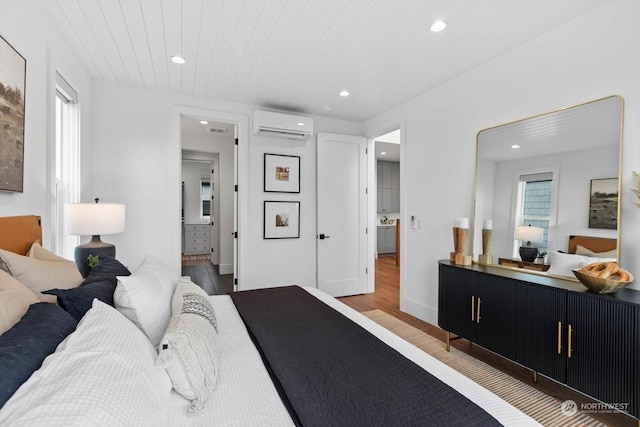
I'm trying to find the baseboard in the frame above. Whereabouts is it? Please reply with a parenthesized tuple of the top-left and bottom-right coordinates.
(402, 297, 438, 326)
(219, 263, 234, 275)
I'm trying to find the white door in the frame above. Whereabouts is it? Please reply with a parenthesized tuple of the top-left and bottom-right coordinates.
(317, 132, 368, 297)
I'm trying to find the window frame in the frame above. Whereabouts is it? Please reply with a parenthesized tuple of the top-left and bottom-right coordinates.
(53, 72, 80, 259)
(510, 167, 559, 259)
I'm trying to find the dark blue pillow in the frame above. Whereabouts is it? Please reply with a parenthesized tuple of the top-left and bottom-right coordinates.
(0, 302, 77, 408)
(43, 254, 130, 321)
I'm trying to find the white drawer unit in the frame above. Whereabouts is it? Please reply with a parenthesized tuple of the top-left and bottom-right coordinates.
(183, 224, 211, 255)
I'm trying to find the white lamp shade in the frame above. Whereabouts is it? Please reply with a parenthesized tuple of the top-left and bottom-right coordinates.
(65, 203, 126, 236)
(515, 225, 543, 243)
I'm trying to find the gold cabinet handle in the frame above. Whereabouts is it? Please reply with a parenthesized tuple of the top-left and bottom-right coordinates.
(477, 298, 481, 324)
(557, 321, 562, 354)
(567, 324, 573, 359)
(471, 296, 475, 322)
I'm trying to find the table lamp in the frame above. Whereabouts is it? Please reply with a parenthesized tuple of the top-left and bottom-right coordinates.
(65, 198, 125, 277)
(515, 225, 543, 262)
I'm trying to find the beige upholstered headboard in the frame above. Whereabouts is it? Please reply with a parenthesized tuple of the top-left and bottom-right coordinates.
(568, 235, 617, 255)
(0, 215, 42, 255)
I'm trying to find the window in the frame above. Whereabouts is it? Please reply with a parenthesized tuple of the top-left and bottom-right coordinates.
(54, 73, 80, 259)
(514, 172, 553, 257)
(201, 178, 211, 220)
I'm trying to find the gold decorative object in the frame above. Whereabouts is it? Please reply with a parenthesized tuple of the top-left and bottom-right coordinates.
(451, 218, 471, 265)
(572, 269, 634, 294)
(478, 219, 493, 265)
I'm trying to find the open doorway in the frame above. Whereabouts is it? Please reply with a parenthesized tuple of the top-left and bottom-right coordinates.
(180, 116, 234, 295)
(374, 129, 401, 302)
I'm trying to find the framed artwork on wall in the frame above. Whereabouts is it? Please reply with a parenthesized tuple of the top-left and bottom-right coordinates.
(0, 35, 26, 192)
(589, 177, 618, 229)
(264, 153, 300, 193)
(264, 201, 300, 239)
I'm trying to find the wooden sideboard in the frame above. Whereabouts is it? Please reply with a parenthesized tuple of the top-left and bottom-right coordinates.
(438, 260, 640, 419)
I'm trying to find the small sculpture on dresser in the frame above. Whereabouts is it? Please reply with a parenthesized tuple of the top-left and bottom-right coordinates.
(450, 218, 472, 266)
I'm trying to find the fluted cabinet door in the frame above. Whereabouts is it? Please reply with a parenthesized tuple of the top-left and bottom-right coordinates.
(477, 275, 517, 360)
(515, 283, 566, 382)
(438, 264, 477, 341)
(566, 293, 637, 417)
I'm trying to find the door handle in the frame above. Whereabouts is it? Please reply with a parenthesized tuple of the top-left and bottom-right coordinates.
(471, 296, 475, 322)
(476, 297, 481, 324)
(318, 234, 331, 240)
(567, 324, 573, 359)
(557, 321, 562, 354)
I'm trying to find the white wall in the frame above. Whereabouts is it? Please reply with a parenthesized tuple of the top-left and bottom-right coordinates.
(0, 0, 93, 251)
(90, 80, 362, 285)
(364, 1, 640, 325)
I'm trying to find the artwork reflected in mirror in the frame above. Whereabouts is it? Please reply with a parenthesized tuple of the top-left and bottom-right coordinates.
(472, 95, 623, 278)
(589, 178, 618, 230)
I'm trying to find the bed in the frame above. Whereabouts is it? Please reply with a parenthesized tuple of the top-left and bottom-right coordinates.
(546, 234, 618, 277)
(0, 215, 539, 426)
(567, 234, 617, 255)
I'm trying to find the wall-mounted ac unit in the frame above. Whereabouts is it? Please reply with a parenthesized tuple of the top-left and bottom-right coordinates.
(253, 110, 313, 141)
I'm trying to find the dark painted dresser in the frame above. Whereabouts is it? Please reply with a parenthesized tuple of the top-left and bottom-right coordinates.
(438, 260, 640, 418)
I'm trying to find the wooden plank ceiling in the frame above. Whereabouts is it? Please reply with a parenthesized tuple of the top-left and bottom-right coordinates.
(41, 0, 605, 121)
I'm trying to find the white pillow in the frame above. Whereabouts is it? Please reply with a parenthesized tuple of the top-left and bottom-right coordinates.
(157, 281, 219, 416)
(575, 244, 617, 258)
(0, 248, 82, 303)
(0, 300, 172, 426)
(114, 256, 179, 347)
(546, 251, 616, 277)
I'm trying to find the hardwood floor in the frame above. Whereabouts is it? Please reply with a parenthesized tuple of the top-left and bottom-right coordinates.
(339, 256, 637, 427)
(181, 260, 233, 295)
(340, 256, 447, 340)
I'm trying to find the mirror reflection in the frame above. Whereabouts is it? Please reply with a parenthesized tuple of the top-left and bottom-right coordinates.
(472, 95, 623, 278)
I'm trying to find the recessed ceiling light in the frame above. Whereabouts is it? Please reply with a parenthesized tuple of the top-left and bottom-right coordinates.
(381, 152, 387, 155)
(297, 122, 305, 126)
(323, 105, 333, 111)
(430, 21, 447, 32)
(339, 90, 350, 97)
(200, 120, 208, 125)
(171, 55, 186, 64)
(512, 144, 520, 149)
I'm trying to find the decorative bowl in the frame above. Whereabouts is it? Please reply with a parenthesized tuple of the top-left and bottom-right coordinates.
(572, 269, 634, 294)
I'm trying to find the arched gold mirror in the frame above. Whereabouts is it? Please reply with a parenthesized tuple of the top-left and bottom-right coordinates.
(472, 95, 624, 279)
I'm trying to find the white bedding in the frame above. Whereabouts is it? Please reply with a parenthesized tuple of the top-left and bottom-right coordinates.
(164, 292, 294, 426)
(1, 286, 539, 426)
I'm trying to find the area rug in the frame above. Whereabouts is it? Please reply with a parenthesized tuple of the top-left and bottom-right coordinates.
(362, 309, 604, 427)
(181, 254, 210, 261)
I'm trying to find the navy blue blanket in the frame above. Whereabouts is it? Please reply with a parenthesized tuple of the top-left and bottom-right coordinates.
(231, 286, 501, 427)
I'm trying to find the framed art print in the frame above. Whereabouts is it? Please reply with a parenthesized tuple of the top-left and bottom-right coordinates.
(588, 177, 618, 229)
(0, 35, 26, 192)
(264, 201, 300, 239)
(264, 153, 300, 193)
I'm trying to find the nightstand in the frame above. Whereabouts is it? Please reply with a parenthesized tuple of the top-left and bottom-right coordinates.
(498, 257, 550, 272)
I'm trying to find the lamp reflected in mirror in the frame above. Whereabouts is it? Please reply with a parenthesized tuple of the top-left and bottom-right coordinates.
(515, 225, 543, 262)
